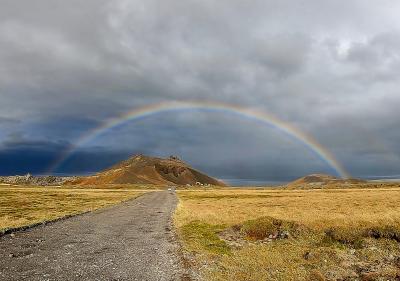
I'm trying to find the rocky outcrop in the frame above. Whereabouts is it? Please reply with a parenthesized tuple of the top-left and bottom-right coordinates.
(0, 174, 77, 186)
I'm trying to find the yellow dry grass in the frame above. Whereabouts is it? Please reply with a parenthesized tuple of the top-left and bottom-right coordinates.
(175, 188, 400, 230)
(0, 185, 148, 231)
(175, 186, 400, 280)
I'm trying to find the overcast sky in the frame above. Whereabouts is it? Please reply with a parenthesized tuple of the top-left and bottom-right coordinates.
(1, 0, 400, 183)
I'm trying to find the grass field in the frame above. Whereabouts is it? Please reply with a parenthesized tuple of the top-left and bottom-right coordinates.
(0, 186, 148, 231)
(175, 187, 400, 280)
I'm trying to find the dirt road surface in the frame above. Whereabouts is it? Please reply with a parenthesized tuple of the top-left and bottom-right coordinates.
(0, 191, 184, 281)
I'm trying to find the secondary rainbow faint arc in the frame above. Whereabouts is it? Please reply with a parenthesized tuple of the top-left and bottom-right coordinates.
(48, 101, 350, 178)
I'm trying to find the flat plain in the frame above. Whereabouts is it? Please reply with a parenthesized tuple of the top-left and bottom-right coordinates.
(175, 186, 400, 280)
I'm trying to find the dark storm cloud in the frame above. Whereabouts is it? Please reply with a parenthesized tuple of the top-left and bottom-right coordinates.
(0, 143, 130, 176)
(0, 135, 69, 175)
(0, 134, 133, 175)
(1, 0, 400, 180)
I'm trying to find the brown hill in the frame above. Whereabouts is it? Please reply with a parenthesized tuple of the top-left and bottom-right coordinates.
(289, 174, 339, 185)
(287, 174, 365, 189)
(73, 154, 226, 186)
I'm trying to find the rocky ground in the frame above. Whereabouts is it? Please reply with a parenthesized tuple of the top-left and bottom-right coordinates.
(0, 174, 77, 186)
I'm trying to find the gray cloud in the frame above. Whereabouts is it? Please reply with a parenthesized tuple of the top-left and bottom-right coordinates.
(1, 0, 400, 180)
(0, 117, 20, 124)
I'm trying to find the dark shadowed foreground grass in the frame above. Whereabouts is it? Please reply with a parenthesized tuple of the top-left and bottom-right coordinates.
(175, 188, 400, 280)
(0, 186, 147, 231)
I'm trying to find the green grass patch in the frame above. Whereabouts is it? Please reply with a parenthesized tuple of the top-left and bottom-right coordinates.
(180, 221, 231, 255)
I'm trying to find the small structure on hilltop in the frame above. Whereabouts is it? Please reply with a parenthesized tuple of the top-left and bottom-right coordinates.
(169, 155, 181, 161)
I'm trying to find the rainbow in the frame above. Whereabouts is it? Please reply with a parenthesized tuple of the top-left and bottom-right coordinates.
(48, 100, 350, 178)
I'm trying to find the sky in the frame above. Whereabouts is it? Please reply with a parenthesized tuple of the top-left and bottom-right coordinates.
(1, 0, 400, 183)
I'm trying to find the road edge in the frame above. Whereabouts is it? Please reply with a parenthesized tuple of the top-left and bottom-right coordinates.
(0, 191, 153, 238)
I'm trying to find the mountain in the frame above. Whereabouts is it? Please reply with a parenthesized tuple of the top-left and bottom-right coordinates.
(286, 173, 366, 189)
(73, 154, 226, 186)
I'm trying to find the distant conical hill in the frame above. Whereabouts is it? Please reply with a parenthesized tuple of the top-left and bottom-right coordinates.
(73, 154, 226, 186)
(286, 173, 365, 189)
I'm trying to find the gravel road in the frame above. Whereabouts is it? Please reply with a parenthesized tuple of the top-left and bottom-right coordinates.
(0, 191, 185, 281)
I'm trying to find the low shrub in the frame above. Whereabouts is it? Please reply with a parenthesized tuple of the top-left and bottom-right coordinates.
(324, 224, 400, 247)
(240, 216, 306, 240)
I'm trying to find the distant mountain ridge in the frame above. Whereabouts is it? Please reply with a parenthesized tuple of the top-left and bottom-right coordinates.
(73, 154, 226, 186)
